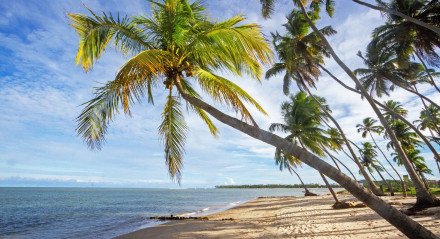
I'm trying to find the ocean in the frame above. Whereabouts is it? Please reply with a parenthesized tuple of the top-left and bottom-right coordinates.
(0, 187, 334, 239)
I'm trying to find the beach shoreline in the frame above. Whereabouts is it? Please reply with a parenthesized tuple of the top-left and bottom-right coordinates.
(116, 194, 440, 239)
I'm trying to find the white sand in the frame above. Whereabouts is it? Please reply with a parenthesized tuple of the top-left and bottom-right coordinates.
(116, 194, 440, 239)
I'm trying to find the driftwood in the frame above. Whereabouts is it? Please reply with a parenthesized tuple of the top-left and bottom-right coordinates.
(304, 191, 318, 196)
(332, 201, 367, 209)
(150, 215, 209, 221)
(150, 215, 235, 221)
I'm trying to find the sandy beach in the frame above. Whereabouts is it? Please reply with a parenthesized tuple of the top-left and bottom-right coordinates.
(116, 194, 440, 239)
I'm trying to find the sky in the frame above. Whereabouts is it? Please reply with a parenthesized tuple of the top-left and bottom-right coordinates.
(0, 0, 439, 188)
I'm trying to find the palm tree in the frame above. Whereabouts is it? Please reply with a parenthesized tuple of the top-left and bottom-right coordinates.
(324, 128, 358, 181)
(321, 66, 440, 167)
(265, 10, 335, 94)
(371, 0, 440, 92)
(290, 0, 439, 209)
(393, 149, 433, 190)
(69, 0, 272, 181)
(415, 104, 440, 137)
(386, 119, 435, 188)
(274, 147, 316, 196)
(352, 0, 440, 35)
(70, 1, 438, 238)
(266, 9, 384, 196)
(355, 45, 440, 109)
(359, 142, 391, 194)
(269, 92, 339, 202)
(357, 118, 404, 196)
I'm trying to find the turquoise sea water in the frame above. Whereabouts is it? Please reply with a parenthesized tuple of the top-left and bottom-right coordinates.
(0, 187, 333, 239)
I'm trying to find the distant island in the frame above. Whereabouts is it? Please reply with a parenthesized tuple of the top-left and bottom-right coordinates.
(215, 184, 340, 189)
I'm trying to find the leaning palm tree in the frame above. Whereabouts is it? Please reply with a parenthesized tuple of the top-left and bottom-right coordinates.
(359, 142, 391, 194)
(269, 92, 339, 202)
(324, 128, 358, 181)
(351, 0, 440, 35)
(70, 1, 438, 238)
(357, 118, 403, 196)
(415, 104, 440, 137)
(393, 148, 433, 190)
(371, 0, 440, 92)
(69, 0, 272, 182)
(262, 0, 439, 210)
(266, 9, 384, 196)
(387, 120, 430, 183)
(274, 148, 316, 196)
(354, 45, 439, 108)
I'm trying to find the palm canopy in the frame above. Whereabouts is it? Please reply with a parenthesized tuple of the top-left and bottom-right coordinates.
(371, 0, 440, 67)
(269, 92, 331, 158)
(354, 44, 414, 97)
(392, 149, 431, 176)
(359, 142, 383, 173)
(414, 104, 440, 134)
(260, 0, 335, 19)
(265, 9, 336, 94)
(69, 0, 273, 182)
(356, 117, 384, 138)
(382, 100, 408, 122)
(387, 120, 422, 153)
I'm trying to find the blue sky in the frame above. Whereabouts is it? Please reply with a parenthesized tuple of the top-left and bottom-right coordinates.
(0, 0, 439, 188)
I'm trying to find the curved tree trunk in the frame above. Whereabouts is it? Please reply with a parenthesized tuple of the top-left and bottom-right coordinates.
(414, 51, 440, 93)
(319, 64, 440, 174)
(352, 0, 440, 36)
(297, 1, 439, 208)
(369, 132, 406, 196)
(402, 85, 440, 109)
(176, 85, 438, 238)
(325, 148, 358, 181)
(323, 147, 341, 171)
(374, 165, 395, 196)
(320, 173, 339, 203)
(305, 86, 383, 195)
(291, 168, 312, 196)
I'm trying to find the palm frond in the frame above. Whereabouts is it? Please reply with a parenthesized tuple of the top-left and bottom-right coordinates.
(269, 123, 289, 133)
(189, 16, 273, 79)
(195, 68, 268, 124)
(76, 49, 168, 149)
(68, 8, 153, 71)
(159, 93, 188, 183)
(260, 0, 275, 19)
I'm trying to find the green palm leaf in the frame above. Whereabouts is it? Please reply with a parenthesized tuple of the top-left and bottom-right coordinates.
(159, 93, 188, 182)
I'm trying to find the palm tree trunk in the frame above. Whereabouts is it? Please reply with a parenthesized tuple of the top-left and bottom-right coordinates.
(320, 173, 339, 203)
(299, 2, 434, 205)
(305, 86, 383, 195)
(369, 170, 379, 182)
(319, 64, 440, 174)
(297, 3, 433, 206)
(414, 51, 440, 93)
(176, 83, 438, 239)
(436, 160, 440, 176)
(352, 0, 440, 36)
(302, 15, 432, 203)
(374, 165, 395, 196)
(401, 85, 440, 109)
(325, 148, 358, 181)
(291, 168, 311, 195)
(323, 147, 341, 171)
(369, 132, 406, 196)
